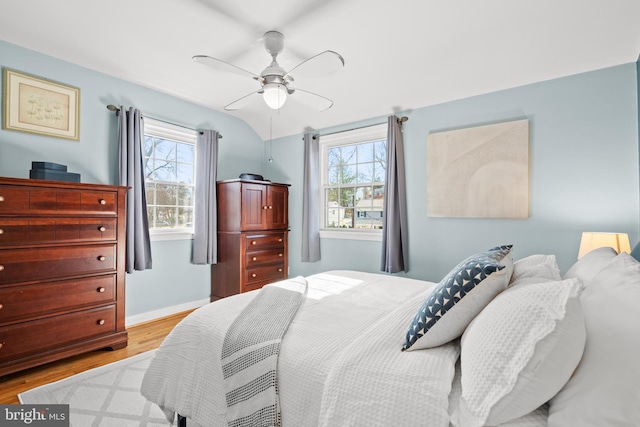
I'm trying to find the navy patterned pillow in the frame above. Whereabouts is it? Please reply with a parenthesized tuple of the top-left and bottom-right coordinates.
(402, 245, 513, 351)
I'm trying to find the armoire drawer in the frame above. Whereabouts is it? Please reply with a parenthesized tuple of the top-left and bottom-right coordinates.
(0, 218, 117, 245)
(245, 248, 285, 266)
(244, 263, 286, 286)
(244, 233, 286, 250)
(0, 305, 116, 362)
(0, 186, 117, 215)
(0, 244, 116, 285)
(0, 275, 116, 324)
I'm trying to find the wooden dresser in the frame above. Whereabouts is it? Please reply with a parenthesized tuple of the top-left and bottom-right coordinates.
(211, 179, 290, 300)
(0, 177, 128, 376)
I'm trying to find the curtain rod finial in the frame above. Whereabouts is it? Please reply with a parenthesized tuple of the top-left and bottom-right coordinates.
(399, 116, 408, 122)
(106, 104, 119, 112)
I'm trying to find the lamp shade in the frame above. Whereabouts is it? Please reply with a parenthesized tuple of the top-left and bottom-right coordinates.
(263, 83, 287, 109)
(577, 232, 631, 259)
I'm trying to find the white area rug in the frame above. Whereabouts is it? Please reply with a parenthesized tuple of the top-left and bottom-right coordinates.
(19, 350, 175, 427)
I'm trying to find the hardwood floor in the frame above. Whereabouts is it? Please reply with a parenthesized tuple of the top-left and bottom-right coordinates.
(0, 309, 193, 404)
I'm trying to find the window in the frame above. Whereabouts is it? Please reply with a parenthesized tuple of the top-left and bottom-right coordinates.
(143, 118, 196, 238)
(319, 123, 387, 241)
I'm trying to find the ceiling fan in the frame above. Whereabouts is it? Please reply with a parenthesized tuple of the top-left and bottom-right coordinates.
(193, 31, 344, 111)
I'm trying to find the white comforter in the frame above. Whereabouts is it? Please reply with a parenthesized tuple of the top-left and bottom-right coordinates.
(142, 270, 458, 427)
(142, 270, 549, 427)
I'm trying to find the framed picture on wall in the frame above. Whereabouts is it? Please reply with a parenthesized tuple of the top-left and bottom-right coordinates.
(2, 68, 80, 140)
(426, 119, 530, 219)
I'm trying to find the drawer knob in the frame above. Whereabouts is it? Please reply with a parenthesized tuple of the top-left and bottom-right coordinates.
(251, 273, 257, 278)
(99, 199, 107, 205)
(279, 253, 283, 257)
(0, 196, 4, 202)
(262, 206, 268, 210)
(0, 303, 3, 310)
(268, 205, 273, 209)
(98, 256, 106, 261)
(278, 268, 283, 272)
(97, 319, 105, 325)
(251, 240, 257, 245)
(97, 287, 106, 293)
(0, 342, 3, 349)
(278, 238, 283, 242)
(98, 226, 106, 232)
(252, 256, 257, 261)
(0, 265, 4, 272)
(0, 228, 3, 235)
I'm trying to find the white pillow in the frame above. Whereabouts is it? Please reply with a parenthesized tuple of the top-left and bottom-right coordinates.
(510, 254, 561, 286)
(451, 278, 585, 427)
(562, 246, 617, 282)
(548, 252, 640, 426)
(402, 246, 513, 351)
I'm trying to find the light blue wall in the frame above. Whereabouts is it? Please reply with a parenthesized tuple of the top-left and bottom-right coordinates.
(2, 39, 639, 317)
(267, 63, 640, 282)
(0, 40, 265, 317)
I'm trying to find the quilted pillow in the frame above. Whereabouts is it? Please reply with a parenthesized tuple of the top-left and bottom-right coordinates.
(548, 253, 640, 426)
(402, 245, 513, 351)
(452, 278, 585, 427)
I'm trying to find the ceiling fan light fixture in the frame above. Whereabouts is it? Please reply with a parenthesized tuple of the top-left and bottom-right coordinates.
(263, 83, 288, 109)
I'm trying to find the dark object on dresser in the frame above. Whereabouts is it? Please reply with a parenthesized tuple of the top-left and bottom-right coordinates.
(238, 172, 264, 181)
(29, 161, 81, 182)
(0, 177, 128, 376)
(211, 179, 290, 300)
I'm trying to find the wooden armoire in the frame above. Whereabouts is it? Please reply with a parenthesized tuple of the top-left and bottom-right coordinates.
(0, 177, 128, 376)
(211, 179, 290, 300)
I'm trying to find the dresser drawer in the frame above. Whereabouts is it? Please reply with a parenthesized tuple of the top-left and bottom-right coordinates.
(0, 218, 117, 245)
(0, 275, 116, 324)
(244, 233, 286, 250)
(245, 248, 285, 266)
(0, 305, 116, 362)
(0, 244, 116, 285)
(244, 262, 286, 286)
(0, 186, 117, 215)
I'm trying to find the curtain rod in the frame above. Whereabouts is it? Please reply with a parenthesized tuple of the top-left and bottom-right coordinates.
(106, 104, 222, 138)
(306, 116, 408, 140)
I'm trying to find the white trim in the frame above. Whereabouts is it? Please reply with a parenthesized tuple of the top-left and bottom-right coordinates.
(125, 298, 210, 326)
(321, 123, 387, 147)
(144, 118, 197, 144)
(319, 229, 382, 241)
(149, 230, 194, 241)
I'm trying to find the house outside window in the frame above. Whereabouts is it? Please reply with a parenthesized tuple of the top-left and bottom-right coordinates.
(319, 123, 387, 241)
(143, 118, 196, 240)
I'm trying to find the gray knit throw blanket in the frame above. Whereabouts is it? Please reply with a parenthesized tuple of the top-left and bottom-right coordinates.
(221, 277, 307, 427)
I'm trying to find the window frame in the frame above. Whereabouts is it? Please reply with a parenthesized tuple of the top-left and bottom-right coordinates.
(318, 123, 387, 241)
(143, 118, 196, 241)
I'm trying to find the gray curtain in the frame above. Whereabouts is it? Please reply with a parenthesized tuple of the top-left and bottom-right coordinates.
(302, 132, 321, 262)
(118, 106, 152, 273)
(193, 129, 219, 264)
(381, 115, 408, 273)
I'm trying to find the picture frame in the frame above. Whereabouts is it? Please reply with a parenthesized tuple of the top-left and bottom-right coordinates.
(426, 119, 530, 219)
(2, 68, 80, 140)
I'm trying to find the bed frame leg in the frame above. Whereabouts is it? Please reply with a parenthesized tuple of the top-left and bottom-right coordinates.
(177, 414, 187, 427)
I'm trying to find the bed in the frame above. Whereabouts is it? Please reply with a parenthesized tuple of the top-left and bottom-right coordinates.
(141, 244, 640, 427)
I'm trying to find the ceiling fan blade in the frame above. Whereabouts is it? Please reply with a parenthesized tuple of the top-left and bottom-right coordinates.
(224, 90, 262, 111)
(193, 55, 259, 79)
(286, 50, 344, 80)
(290, 88, 334, 111)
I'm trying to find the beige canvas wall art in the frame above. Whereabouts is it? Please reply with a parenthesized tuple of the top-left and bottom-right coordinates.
(426, 119, 529, 218)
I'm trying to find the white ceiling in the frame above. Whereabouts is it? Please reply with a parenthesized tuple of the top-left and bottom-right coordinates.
(1, 0, 639, 140)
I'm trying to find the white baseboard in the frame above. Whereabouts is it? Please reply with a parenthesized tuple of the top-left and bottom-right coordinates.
(125, 298, 210, 327)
